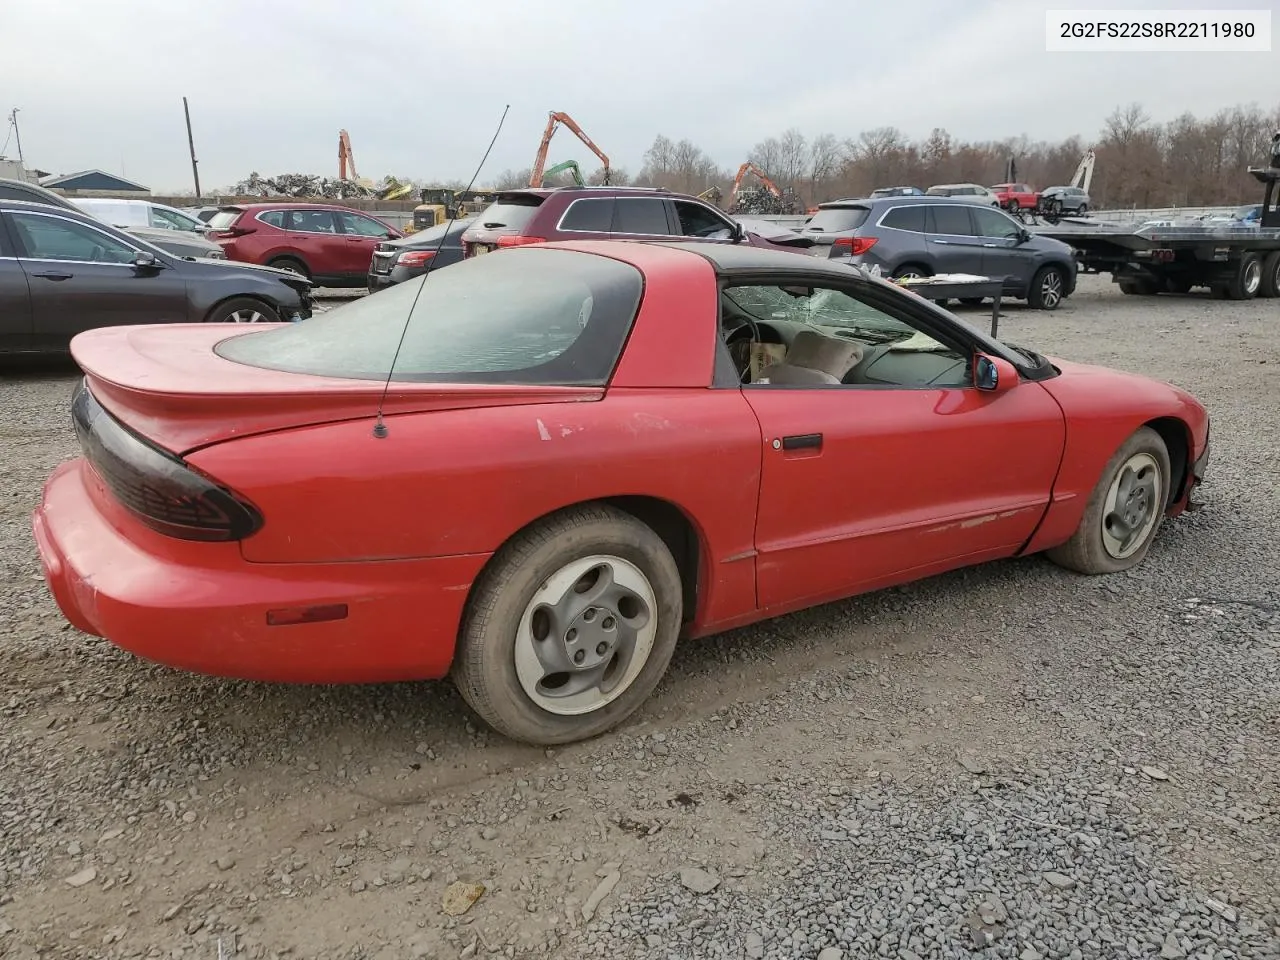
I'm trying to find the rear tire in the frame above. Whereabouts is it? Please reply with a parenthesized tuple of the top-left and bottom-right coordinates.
(1259, 251, 1280, 298)
(204, 297, 280, 324)
(1028, 265, 1066, 310)
(267, 256, 310, 280)
(1118, 277, 1159, 296)
(452, 505, 683, 746)
(891, 264, 931, 281)
(1223, 255, 1262, 300)
(1045, 426, 1171, 575)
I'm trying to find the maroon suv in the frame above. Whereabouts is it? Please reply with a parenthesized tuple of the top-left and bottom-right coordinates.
(207, 202, 402, 288)
(459, 186, 813, 257)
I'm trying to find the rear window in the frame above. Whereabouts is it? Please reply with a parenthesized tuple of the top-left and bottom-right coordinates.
(473, 196, 543, 231)
(208, 209, 244, 230)
(926, 187, 951, 196)
(805, 207, 870, 232)
(216, 248, 644, 385)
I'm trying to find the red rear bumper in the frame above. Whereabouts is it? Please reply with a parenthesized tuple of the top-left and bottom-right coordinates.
(31, 460, 490, 684)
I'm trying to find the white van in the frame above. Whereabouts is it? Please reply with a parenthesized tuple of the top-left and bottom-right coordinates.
(69, 197, 210, 235)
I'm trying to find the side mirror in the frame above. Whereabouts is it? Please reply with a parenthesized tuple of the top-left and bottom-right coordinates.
(975, 353, 1018, 393)
(132, 250, 162, 270)
(731, 221, 747, 243)
(1016, 229, 1032, 243)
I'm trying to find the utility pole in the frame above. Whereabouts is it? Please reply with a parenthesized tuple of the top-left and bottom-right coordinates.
(8, 108, 24, 165)
(182, 97, 201, 198)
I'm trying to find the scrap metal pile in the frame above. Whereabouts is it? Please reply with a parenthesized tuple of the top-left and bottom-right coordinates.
(733, 186, 804, 216)
(231, 171, 409, 200)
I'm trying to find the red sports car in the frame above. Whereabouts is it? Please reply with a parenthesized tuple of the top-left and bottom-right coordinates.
(32, 241, 1210, 745)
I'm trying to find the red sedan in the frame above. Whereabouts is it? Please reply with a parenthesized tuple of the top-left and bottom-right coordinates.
(32, 241, 1210, 745)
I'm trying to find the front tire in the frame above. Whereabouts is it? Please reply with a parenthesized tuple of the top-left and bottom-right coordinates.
(1028, 265, 1066, 310)
(1046, 426, 1171, 575)
(452, 504, 683, 745)
(204, 297, 280, 324)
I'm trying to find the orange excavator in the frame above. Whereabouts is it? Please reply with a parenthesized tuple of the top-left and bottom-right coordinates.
(529, 111, 611, 187)
(729, 162, 783, 208)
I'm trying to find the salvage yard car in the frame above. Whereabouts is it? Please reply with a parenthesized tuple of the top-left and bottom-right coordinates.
(207, 202, 403, 287)
(460, 185, 813, 258)
(31, 241, 1209, 746)
(798, 195, 1077, 309)
(0, 199, 313, 354)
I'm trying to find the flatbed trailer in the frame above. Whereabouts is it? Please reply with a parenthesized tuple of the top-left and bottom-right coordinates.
(1030, 150, 1280, 301)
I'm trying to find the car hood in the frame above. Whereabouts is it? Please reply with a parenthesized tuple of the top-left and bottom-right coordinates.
(735, 218, 814, 247)
(179, 257, 314, 290)
(128, 227, 221, 255)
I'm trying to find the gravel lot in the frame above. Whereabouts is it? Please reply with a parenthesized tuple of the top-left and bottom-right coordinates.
(2, 276, 1278, 960)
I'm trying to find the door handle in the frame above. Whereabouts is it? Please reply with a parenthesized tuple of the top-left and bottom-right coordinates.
(32, 270, 72, 281)
(780, 433, 823, 451)
(931, 239, 952, 245)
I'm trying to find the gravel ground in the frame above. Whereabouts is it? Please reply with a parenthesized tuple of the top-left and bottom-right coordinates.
(1, 276, 1278, 960)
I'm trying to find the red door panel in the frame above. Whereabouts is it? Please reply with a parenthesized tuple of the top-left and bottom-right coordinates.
(743, 382, 1066, 610)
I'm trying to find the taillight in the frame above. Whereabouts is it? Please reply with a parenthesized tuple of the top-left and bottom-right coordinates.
(71, 380, 262, 542)
(496, 236, 547, 248)
(833, 236, 877, 255)
(397, 250, 437, 267)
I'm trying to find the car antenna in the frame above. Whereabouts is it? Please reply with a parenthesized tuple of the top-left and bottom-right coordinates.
(371, 104, 510, 439)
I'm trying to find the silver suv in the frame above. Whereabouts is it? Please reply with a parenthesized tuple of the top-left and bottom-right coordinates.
(798, 195, 1077, 310)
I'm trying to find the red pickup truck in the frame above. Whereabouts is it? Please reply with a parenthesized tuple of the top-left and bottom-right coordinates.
(989, 183, 1040, 212)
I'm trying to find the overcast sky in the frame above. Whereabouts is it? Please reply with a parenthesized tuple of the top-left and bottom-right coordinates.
(1, 0, 1276, 193)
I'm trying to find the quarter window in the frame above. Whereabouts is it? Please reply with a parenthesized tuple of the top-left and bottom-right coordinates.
(611, 198, 671, 235)
(8, 212, 138, 264)
(559, 198, 615, 232)
(880, 205, 926, 233)
(257, 210, 287, 228)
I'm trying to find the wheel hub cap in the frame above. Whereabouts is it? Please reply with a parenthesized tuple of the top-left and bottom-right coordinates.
(1101, 452, 1162, 560)
(513, 556, 656, 716)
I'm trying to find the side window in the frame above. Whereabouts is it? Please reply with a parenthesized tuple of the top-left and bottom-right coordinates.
(720, 282, 970, 388)
(880, 205, 926, 233)
(612, 198, 672, 235)
(672, 200, 733, 239)
(928, 205, 973, 236)
(559, 198, 615, 232)
(9, 212, 138, 264)
(338, 212, 391, 237)
(150, 207, 196, 231)
(972, 208, 1021, 240)
(258, 210, 287, 228)
(290, 210, 338, 234)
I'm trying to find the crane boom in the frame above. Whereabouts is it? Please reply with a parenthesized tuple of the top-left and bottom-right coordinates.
(529, 112, 610, 187)
(338, 129, 358, 182)
(1071, 149, 1095, 193)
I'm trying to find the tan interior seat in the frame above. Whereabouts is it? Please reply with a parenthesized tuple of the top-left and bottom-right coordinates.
(757, 329, 865, 385)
